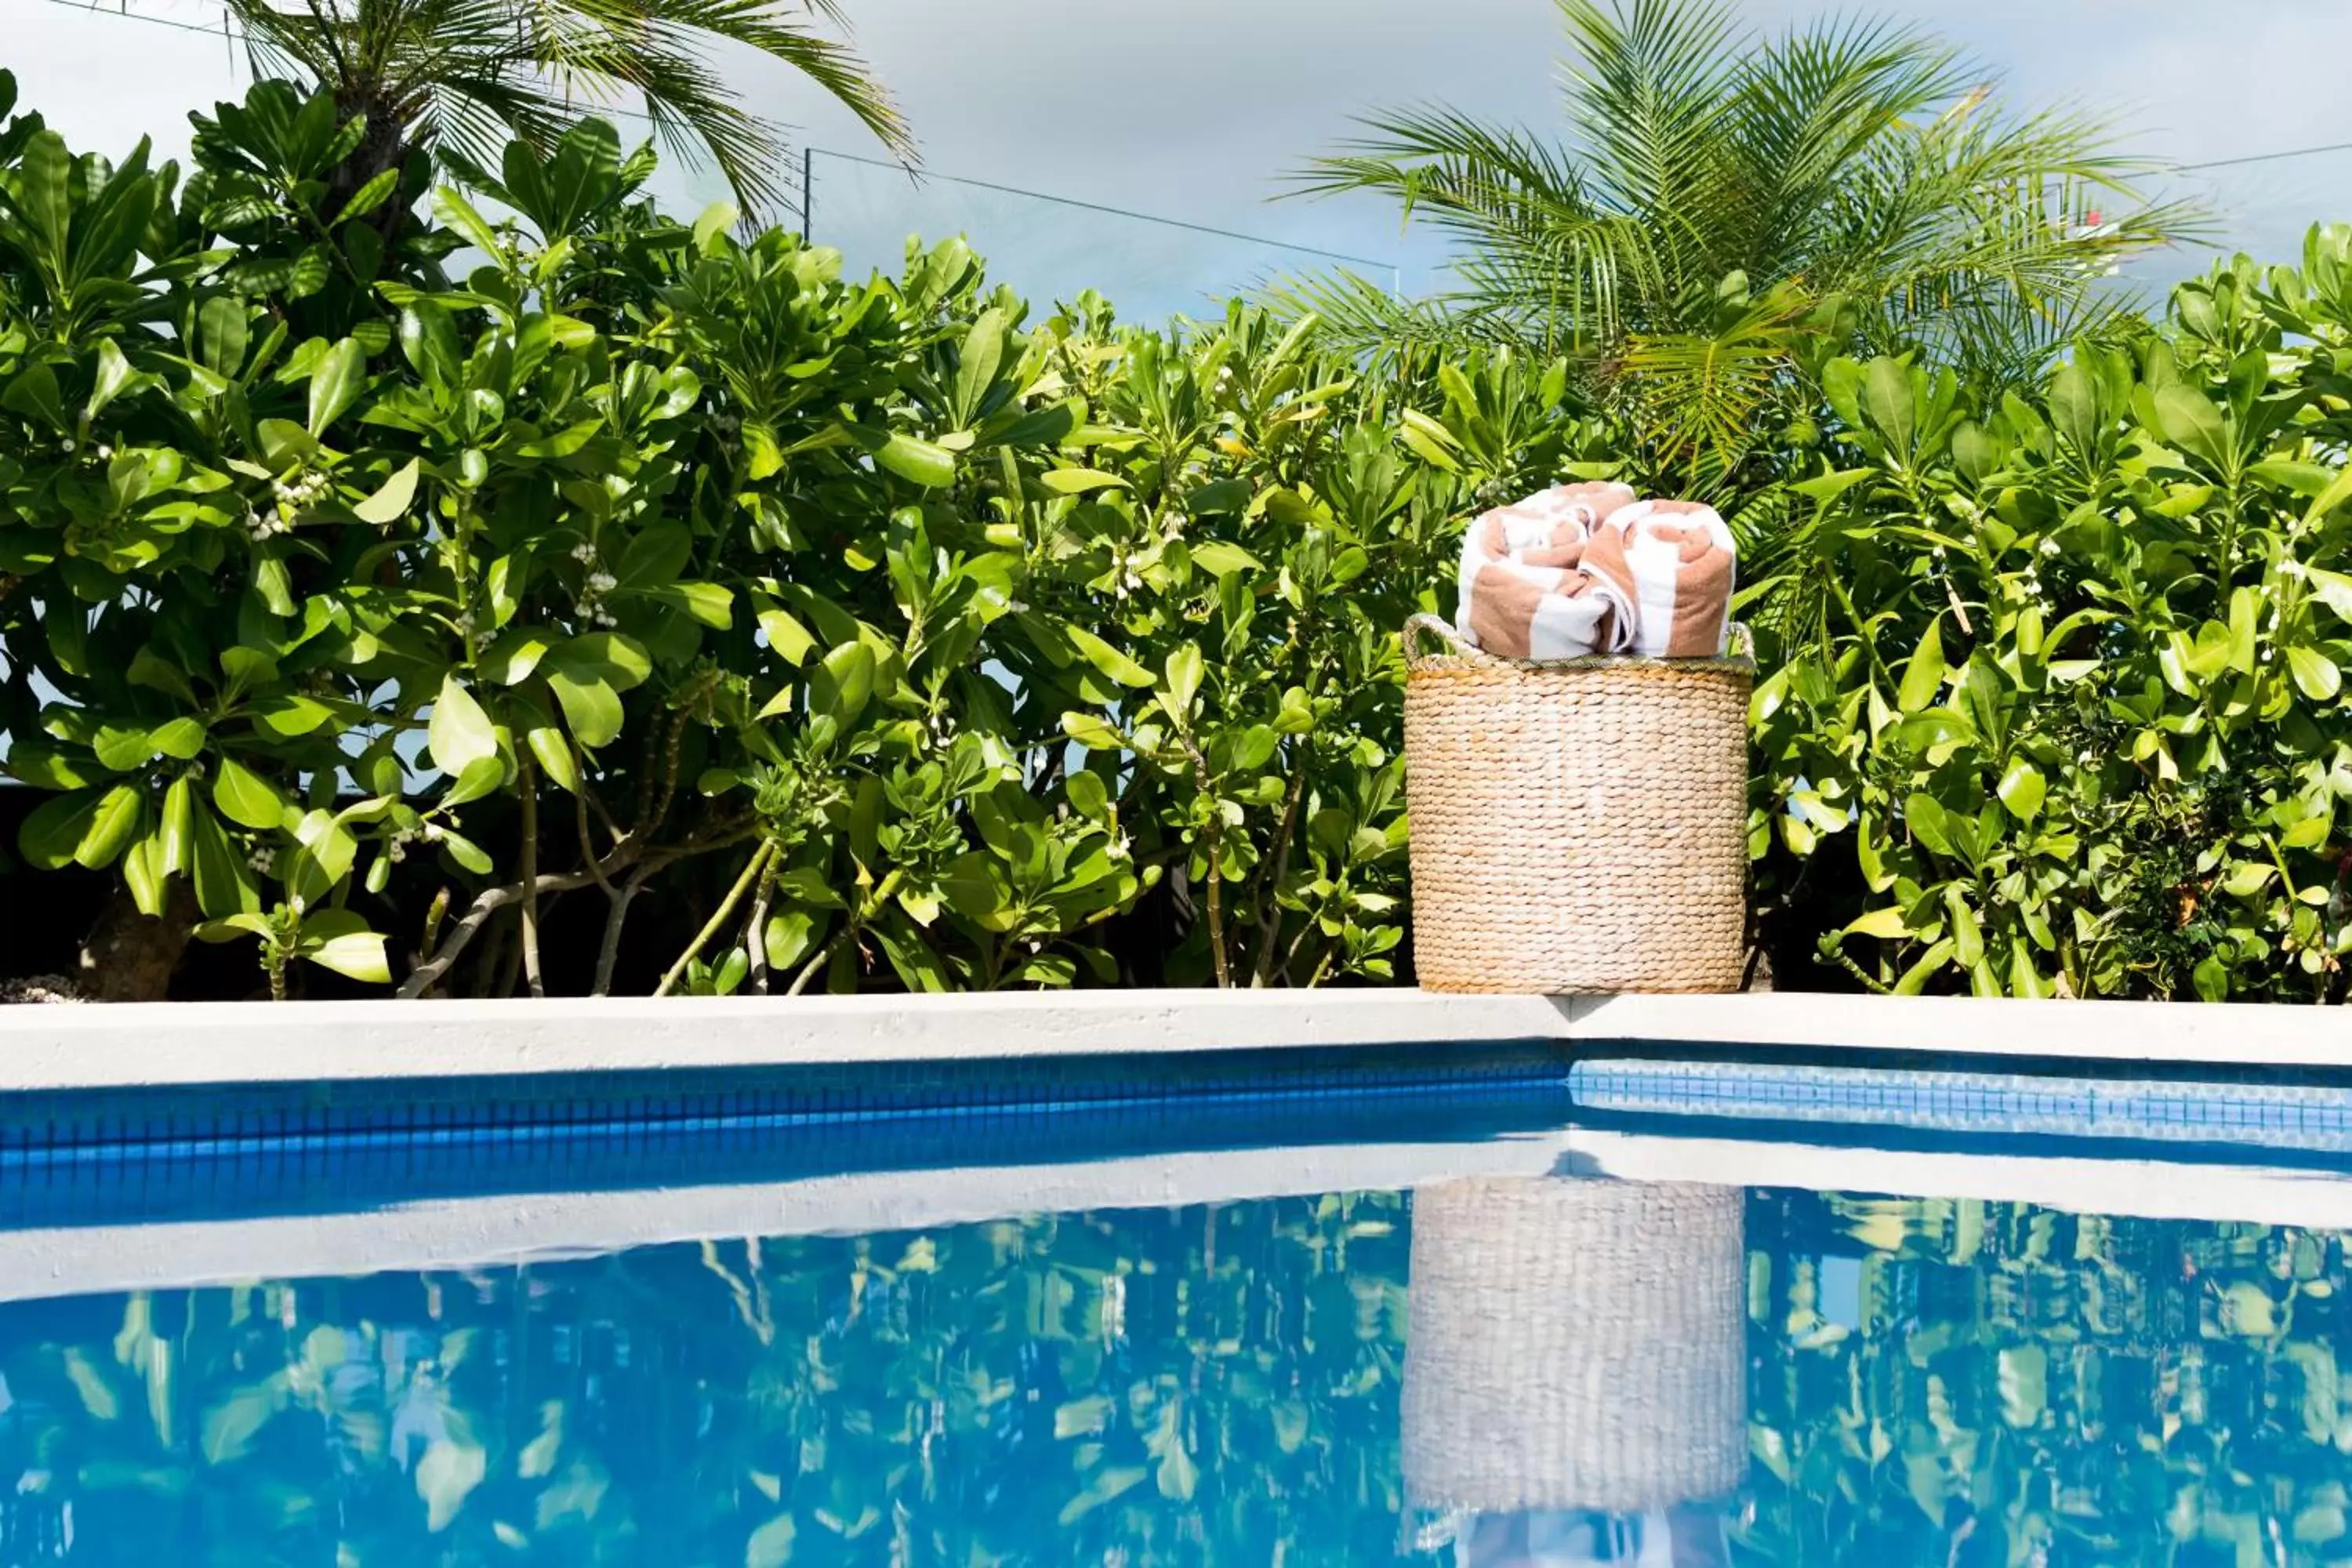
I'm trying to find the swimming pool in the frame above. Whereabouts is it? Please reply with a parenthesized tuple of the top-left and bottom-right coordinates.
(5, 1038, 2352, 1563)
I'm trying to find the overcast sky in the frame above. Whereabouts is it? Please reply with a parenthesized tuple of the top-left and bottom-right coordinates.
(9, 0, 2352, 313)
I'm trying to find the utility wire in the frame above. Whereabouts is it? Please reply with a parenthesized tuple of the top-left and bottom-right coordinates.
(31, 0, 227, 35)
(2174, 139, 2352, 173)
(809, 147, 1398, 274)
(29, 0, 2352, 191)
(19, 0, 1401, 279)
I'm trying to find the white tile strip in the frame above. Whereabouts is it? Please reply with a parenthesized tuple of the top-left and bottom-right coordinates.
(0, 990, 1576, 1089)
(0, 989, 2334, 1091)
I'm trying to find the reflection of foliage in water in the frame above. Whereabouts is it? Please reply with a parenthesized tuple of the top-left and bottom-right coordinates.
(1743, 1191, 2352, 1568)
(0, 1194, 1417, 1564)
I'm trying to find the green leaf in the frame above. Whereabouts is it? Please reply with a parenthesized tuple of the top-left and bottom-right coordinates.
(252, 693, 338, 736)
(2307, 567, 2352, 626)
(432, 187, 506, 257)
(615, 524, 692, 590)
(303, 927, 390, 985)
(547, 632, 652, 691)
(2307, 463, 2352, 528)
(71, 784, 143, 870)
(1066, 626, 1152, 688)
(2288, 646, 2343, 702)
(1842, 906, 1911, 941)
(1065, 768, 1110, 818)
(198, 296, 249, 378)
(353, 459, 419, 524)
(1062, 711, 1125, 750)
(762, 910, 821, 971)
(160, 775, 194, 877)
(307, 337, 366, 436)
(1161, 642, 1204, 716)
(1896, 618, 1946, 714)
(1189, 542, 1261, 577)
(85, 339, 140, 421)
(1904, 792, 1954, 858)
(690, 200, 739, 252)
(1041, 467, 1127, 495)
(808, 641, 877, 726)
(758, 604, 816, 666)
(122, 835, 168, 916)
(875, 432, 956, 488)
(954, 307, 1008, 427)
(398, 302, 461, 387)
(427, 674, 499, 778)
(20, 789, 103, 872)
(149, 716, 207, 760)
(437, 827, 494, 875)
(526, 727, 579, 793)
(651, 581, 734, 629)
(212, 756, 289, 831)
(478, 628, 552, 684)
(545, 668, 624, 749)
(1996, 758, 2046, 821)
(332, 167, 401, 227)
(93, 724, 154, 772)
(1861, 357, 1916, 451)
(2152, 383, 2230, 471)
(440, 753, 506, 810)
(188, 797, 259, 917)
(286, 809, 358, 906)
(127, 648, 198, 704)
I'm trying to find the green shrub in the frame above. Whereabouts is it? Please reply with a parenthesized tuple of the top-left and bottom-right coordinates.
(1748, 233, 2352, 1000)
(0, 74, 1595, 998)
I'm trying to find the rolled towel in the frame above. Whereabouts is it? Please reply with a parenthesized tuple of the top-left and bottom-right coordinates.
(1595, 499, 1737, 658)
(1455, 482, 1639, 660)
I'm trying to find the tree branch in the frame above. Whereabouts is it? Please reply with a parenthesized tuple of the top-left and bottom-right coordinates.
(517, 755, 545, 999)
(655, 841, 775, 997)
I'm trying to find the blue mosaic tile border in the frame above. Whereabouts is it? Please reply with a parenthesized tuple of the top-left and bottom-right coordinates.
(1569, 1058, 2352, 1153)
(0, 1040, 1573, 1232)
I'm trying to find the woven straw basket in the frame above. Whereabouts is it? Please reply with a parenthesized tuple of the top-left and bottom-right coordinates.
(1401, 615, 1752, 995)
(1402, 1177, 1748, 1517)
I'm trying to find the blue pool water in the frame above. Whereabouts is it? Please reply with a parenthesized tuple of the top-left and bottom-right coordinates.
(10, 1044, 2352, 1564)
(5, 1178, 2350, 1563)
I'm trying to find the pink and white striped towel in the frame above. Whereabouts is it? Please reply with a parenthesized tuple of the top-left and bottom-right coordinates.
(1454, 482, 1639, 660)
(1599, 499, 1738, 658)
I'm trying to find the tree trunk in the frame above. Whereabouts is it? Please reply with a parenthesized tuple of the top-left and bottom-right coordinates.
(78, 882, 198, 1002)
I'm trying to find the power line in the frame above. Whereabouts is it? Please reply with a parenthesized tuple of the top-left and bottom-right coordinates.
(2175, 139, 2352, 173)
(25, 0, 2352, 196)
(31, 0, 228, 36)
(809, 147, 1398, 274)
(20, 0, 1403, 281)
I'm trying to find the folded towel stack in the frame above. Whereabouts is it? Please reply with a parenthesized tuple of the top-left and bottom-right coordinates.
(1454, 485, 1735, 659)
(1456, 481, 1639, 661)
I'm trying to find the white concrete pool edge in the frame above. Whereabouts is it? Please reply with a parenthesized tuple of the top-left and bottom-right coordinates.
(0, 989, 2338, 1089)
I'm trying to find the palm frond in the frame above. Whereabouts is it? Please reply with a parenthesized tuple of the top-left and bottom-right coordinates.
(216, 0, 910, 220)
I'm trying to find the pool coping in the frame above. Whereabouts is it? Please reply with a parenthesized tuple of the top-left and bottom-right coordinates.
(0, 989, 2336, 1091)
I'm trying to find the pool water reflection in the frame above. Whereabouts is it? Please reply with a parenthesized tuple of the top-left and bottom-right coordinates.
(0, 1178, 2343, 1564)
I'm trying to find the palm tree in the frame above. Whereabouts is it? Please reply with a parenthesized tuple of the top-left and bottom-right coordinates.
(1280, 0, 2199, 485)
(221, 0, 913, 222)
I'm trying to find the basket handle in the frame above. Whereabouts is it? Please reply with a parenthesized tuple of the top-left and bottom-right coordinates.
(1403, 613, 1488, 664)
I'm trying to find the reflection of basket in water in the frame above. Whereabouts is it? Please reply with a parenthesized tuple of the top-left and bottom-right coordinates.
(1403, 1178, 1747, 1516)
